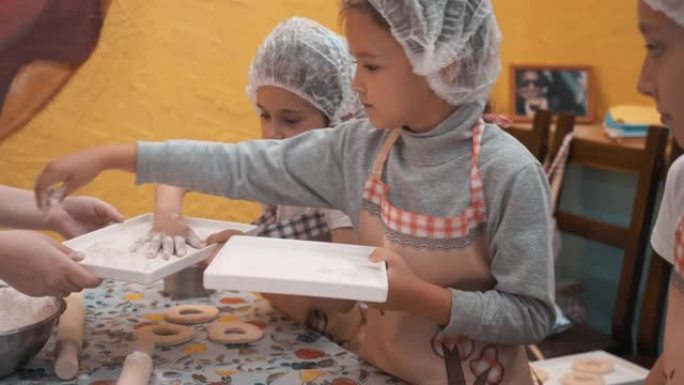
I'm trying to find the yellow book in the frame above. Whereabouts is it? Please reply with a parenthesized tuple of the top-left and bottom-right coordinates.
(608, 105, 660, 126)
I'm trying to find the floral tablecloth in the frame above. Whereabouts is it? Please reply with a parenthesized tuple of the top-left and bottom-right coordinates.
(1, 280, 402, 385)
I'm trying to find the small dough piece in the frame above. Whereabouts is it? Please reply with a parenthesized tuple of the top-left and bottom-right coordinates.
(165, 304, 219, 325)
(572, 358, 615, 375)
(530, 367, 549, 383)
(208, 322, 264, 344)
(561, 372, 604, 385)
(137, 323, 196, 347)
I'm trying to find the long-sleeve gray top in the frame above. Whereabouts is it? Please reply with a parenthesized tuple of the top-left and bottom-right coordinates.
(137, 102, 556, 343)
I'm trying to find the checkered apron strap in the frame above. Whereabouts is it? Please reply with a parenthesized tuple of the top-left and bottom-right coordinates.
(371, 129, 402, 177)
(255, 210, 331, 240)
(469, 120, 487, 220)
(544, 133, 573, 212)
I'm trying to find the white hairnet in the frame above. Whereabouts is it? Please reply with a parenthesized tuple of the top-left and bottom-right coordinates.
(644, 0, 684, 27)
(246, 17, 360, 125)
(366, 0, 501, 106)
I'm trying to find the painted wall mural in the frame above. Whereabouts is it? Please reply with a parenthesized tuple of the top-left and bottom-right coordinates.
(0, 0, 109, 141)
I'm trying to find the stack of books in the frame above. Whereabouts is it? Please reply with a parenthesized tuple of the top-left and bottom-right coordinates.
(603, 105, 661, 138)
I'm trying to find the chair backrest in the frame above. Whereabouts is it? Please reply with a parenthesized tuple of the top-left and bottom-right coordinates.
(548, 112, 576, 163)
(635, 138, 683, 363)
(504, 109, 552, 162)
(555, 125, 669, 353)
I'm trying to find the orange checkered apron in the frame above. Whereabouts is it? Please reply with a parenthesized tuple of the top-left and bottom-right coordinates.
(354, 120, 534, 385)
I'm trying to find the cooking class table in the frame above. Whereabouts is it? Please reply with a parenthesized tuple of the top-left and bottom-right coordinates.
(1, 279, 403, 385)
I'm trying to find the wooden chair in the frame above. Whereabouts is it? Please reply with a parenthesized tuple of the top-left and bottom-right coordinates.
(548, 112, 576, 162)
(630, 139, 683, 367)
(537, 125, 670, 358)
(504, 109, 552, 162)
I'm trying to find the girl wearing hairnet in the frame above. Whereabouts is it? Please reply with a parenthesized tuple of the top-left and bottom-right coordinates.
(638, 0, 684, 383)
(34, 2, 555, 383)
(130, 17, 359, 258)
(132, 17, 364, 345)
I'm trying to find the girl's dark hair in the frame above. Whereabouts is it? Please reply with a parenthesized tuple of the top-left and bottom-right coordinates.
(339, 0, 390, 29)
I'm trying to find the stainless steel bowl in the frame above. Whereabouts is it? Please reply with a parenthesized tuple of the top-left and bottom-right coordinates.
(0, 296, 66, 378)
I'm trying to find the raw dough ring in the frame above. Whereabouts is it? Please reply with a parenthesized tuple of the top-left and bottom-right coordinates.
(572, 358, 615, 375)
(165, 304, 219, 325)
(561, 372, 604, 385)
(138, 323, 196, 347)
(208, 321, 264, 344)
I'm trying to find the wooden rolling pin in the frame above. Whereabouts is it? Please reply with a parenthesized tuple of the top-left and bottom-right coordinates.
(54, 292, 85, 380)
(116, 333, 155, 385)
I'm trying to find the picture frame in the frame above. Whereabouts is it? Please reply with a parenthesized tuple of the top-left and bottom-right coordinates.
(509, 64, 594, 123)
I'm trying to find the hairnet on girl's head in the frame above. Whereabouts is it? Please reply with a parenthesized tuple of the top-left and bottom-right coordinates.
(367, 0, 502, 106)
(246, 17, 360, 125)
(643, 0, 684, 27)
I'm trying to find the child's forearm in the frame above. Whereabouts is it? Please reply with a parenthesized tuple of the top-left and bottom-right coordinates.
(100, 144, 137, 172)
(408, 281, 452, 326)
(154, 185, 187, 215)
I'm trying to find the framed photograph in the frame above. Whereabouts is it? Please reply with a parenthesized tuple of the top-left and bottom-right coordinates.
(510, 64, 594, 123)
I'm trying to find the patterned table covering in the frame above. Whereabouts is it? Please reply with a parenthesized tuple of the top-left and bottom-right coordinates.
(1, 280, 402, 385)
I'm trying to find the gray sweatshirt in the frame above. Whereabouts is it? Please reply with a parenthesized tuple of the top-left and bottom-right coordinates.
(137, 102, 556, 343)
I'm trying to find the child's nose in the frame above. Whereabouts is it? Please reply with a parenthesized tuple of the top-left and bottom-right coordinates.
(637, 60, 656, 98)
(261, 123, 279, 140)
(352, 70, 364, 95)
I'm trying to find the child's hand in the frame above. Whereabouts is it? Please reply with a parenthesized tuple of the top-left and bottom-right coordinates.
(198, 228, 247, 269)
(367, 247, 425, 312)
(206, 229, 246, 245)
(35, 144, 136, 211)
(130, 212, 205, 260)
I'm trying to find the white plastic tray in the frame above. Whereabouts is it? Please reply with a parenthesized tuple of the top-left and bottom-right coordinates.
(63, 214, 256, 285)
(204, 236, 388, 302)
(530, 351, 648, 385)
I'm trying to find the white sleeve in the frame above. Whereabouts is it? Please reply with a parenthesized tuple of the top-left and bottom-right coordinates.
(323, 209, 353, 230)
(651, 157, 684, 265)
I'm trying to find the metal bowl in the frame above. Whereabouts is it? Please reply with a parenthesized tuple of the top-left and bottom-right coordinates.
(0, 296, 66, 378)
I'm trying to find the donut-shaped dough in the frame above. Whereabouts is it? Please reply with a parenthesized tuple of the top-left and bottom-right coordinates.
(560, 372, 605, 385)
(137, 323, 196, 347)
(165, 304, 219, 325)
(208, 321, 264, 344)
(572, 358, 615, 375)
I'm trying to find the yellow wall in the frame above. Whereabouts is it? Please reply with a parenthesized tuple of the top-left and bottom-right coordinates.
(0, 0, 654, 223)
(490, 0, 653, 116)
(0, 0, 341, 223)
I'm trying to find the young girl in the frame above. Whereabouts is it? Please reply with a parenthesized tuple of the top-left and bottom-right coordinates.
(637, 1, 684, 383)
(35, 1, 556, 384)
(134, 16, 365, 346)
(135, 17, 359, 260)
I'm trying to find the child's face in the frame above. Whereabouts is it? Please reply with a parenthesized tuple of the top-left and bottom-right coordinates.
(345, 10, 452, 132)
(256, 86, 328, 140)
(637, 0, 684, 146)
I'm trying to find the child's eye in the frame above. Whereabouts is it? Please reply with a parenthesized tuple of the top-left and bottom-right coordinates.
(284, 119, 301, 126)
(645, 43, 664, 57)
(260, 113, 271, 121)
(364, 64, 380, 72)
